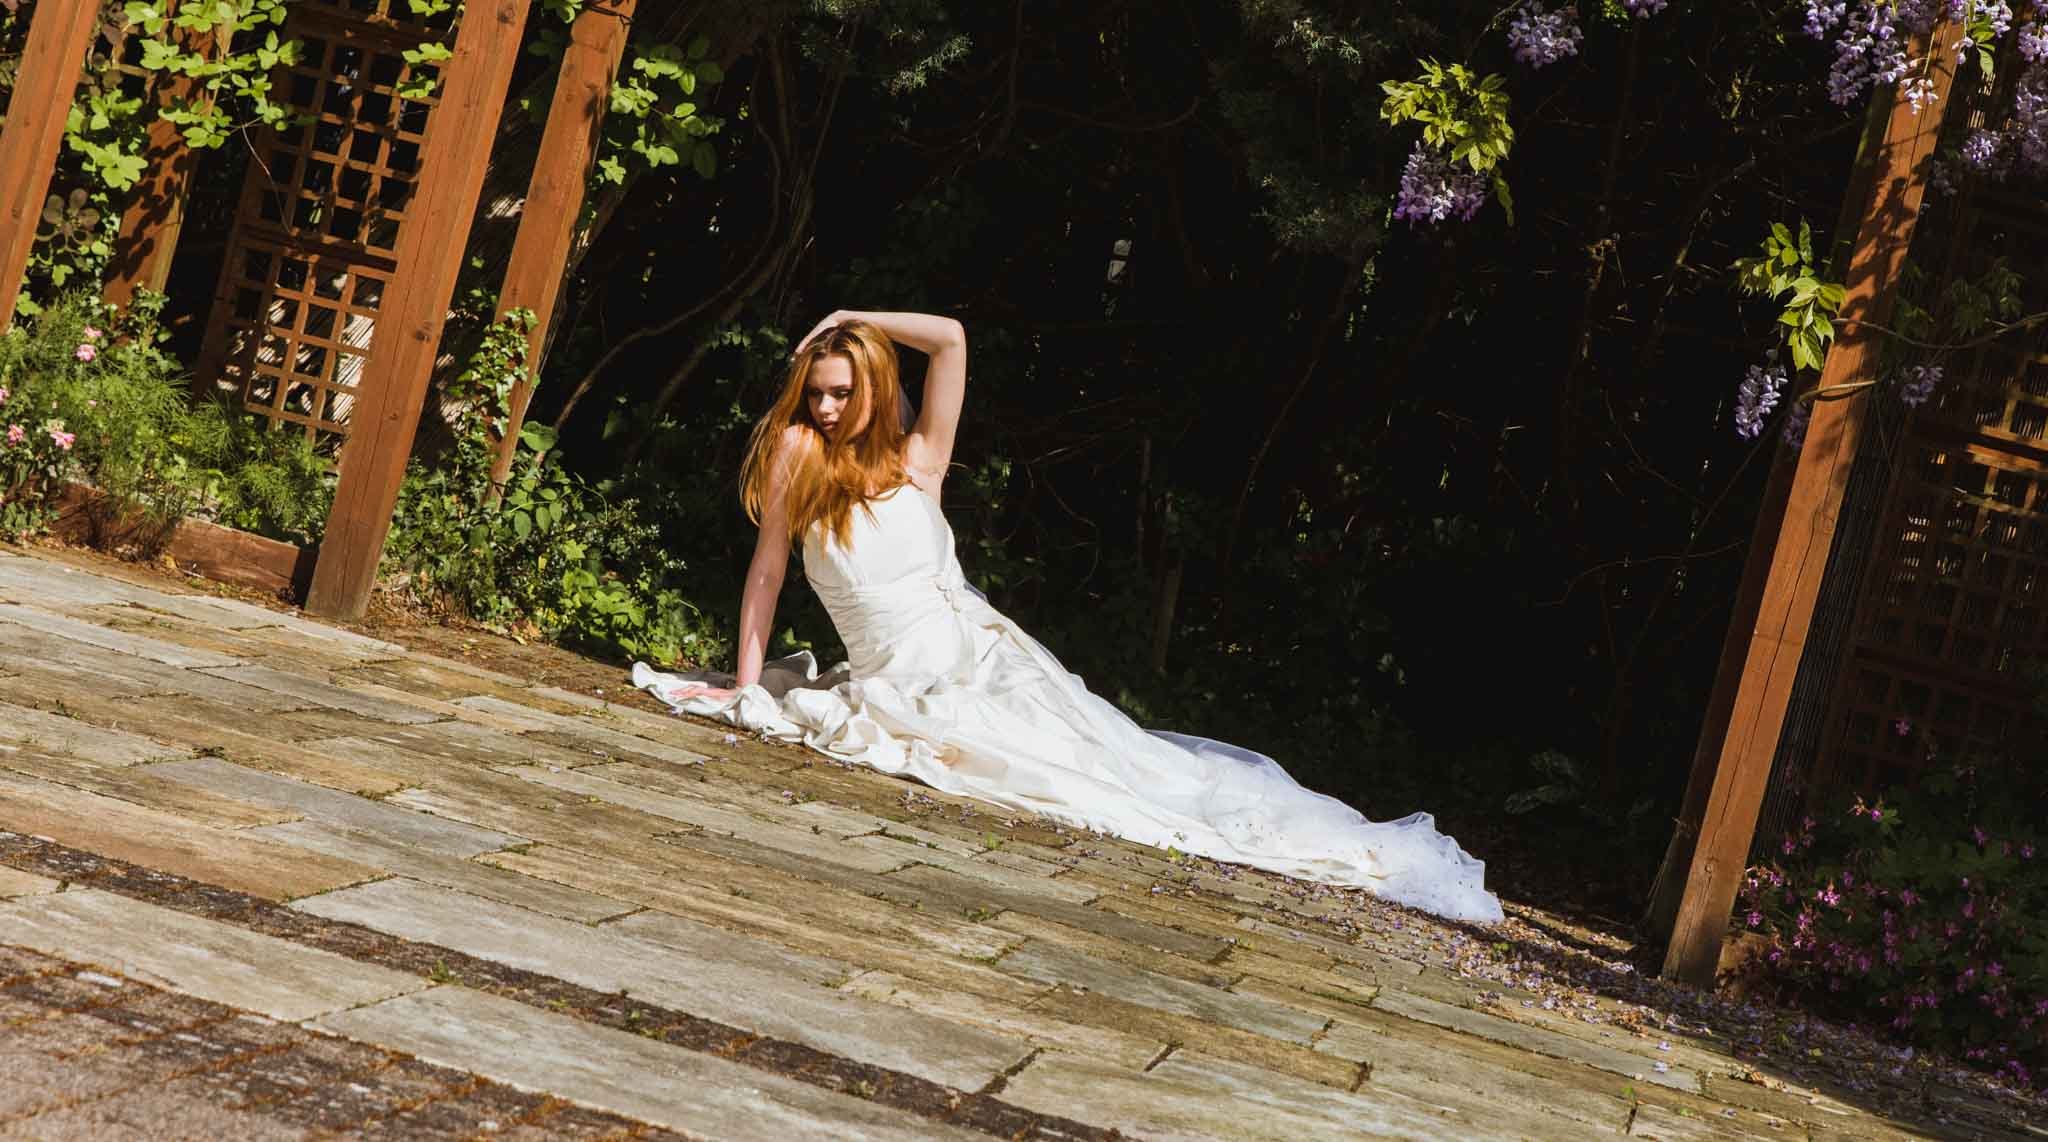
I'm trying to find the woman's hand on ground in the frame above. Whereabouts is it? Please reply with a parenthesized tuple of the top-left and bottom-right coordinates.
(671, 683, 738, 703)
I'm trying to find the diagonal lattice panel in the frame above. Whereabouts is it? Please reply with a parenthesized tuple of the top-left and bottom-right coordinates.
(195, 2, 454, 438)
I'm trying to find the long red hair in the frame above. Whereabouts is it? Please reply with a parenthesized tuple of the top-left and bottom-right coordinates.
(741, 320, 908, 547)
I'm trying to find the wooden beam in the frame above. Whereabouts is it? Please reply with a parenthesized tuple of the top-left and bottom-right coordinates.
(305, 0, 534, 620)
(1640, 85, 1896, 945)
(0, 2, 104, 328)
(104, 18, 223, 311)
(487, 0, 635, 494)
(1661, 37, 1958, 987)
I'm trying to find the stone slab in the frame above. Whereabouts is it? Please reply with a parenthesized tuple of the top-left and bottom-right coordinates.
(879, 863, 1228, 961)
(316, 986, 983, 1142)
(1371, 988, 1703, 1093)
(246, 820, 633, 924)
(145, 757, 523, 856)
(1152, 1047, 1593, 1140)
(0, 604, 241, 668)
(485, 843, 1026, 974)
(840, 970, 1161, 1070)
(312, 720, 608, 775)
(0, 866, 60, 897)
(602, 908, 858, 985)
(1024, 986, 1360, 1090)
(0, 637, 312, 712)
(506, 765, 912, 873)
(854, 838, 1100, 904)
(293, 878, 1031, 1090)
(195, 664, 444, 724)
(0, 771, 380, 901)
(0, 889, 421, 1021)
(999, 1052, 1462, 1141)
(0, 700, 188, 766)
(455, 695, 709, 766)
(3, 752, 300, 829)
(998, 942, 1326, 1043)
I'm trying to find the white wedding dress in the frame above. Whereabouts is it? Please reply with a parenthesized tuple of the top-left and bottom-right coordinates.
(633, 484, 1503, 923)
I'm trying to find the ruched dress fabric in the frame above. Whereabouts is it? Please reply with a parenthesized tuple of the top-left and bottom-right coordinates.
(632, 485, 1504, 923)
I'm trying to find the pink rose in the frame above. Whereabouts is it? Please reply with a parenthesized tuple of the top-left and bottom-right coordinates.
(5, 424, 22, 445)
(74, 343, 96, 362)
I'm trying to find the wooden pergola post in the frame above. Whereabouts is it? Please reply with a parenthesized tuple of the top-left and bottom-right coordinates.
(1661, 34, 1958, 986)
(1642, 85, 1898, 944)
(104, 17, 224, 311)
(0, 2, 103, 329)
(305, 0, 534, 620)
(487, 0, 635, 495)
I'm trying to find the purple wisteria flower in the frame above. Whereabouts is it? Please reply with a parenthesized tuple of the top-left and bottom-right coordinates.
(1961, 128, 2003, 169)
(1781, 400, 1812, 449)
(1735, 357, 1789, 438)
(1827, 3, 1914, 106)
(2018, 20, 2048, 62)
(1507, 3, 1583, 68)
(1805, 0, 1849, 38)
(1392, 142, 1488, 227)
(1900, 363, 1943, 406)
(1622, 0, 1668, 15)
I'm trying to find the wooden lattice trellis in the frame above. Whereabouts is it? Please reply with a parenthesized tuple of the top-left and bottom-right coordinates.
(195, 1, 451, 438)
(1813, 190, 2048, 792)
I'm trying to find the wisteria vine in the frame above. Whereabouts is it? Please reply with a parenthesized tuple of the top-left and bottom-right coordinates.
(1382, 1, 2047, 447)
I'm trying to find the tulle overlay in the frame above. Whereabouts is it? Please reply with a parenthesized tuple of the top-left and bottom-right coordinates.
(633, 486, 1503, 923)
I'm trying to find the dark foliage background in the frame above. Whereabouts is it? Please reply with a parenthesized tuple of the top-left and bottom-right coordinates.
(154, 0, 1887, 913)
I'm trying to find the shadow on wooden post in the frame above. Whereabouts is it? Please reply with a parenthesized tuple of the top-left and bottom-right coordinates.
(305, 0, 535, 621)
(1659, 32, 1958, 987)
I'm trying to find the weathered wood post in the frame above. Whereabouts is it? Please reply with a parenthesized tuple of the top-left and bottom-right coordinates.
(1661, 31, 1957, 986)
(0, 2, 104, 328)
(305, 0, 534, 620)
(487, 0, 636, 495)
(104, 16, 224, 311)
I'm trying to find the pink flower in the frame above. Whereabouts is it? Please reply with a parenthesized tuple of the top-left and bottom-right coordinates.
(1893, 717, 1911, 736)
(47, 424, 74, 450)
(5, 424, 22, 445)
(81, 325, 101, 341)
(74, 343, 96, 362)
(0, 385, 9, 403)
(1972, 826, 1988, 847)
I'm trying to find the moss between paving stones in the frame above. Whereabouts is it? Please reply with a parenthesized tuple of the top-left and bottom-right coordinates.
(0, 831, 1123, 1141)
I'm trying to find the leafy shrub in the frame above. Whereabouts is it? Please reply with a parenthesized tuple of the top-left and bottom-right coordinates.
(384, 312, 718, 666)
(0, 291, 188, 543)
(0, 290, 335, 550)
(1736, 760, 2047, 1088)
(172, 397, 334, 545)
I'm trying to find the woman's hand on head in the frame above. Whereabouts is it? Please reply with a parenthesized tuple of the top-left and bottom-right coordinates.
(792, 310, 851, 358)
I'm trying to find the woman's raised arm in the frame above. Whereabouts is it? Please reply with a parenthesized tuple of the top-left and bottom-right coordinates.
(796, 309, 966, 478)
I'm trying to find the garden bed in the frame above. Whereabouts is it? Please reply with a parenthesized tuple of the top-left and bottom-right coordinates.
(45, 480, 316, 599)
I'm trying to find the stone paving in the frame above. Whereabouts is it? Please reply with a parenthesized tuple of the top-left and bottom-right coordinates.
(0, 544, 2042, 1140)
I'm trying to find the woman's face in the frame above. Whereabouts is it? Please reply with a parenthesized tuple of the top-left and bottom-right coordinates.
(806, 355, 865, 439)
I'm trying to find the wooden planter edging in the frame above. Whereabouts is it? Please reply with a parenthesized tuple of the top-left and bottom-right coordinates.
(48, 481, 318, 600)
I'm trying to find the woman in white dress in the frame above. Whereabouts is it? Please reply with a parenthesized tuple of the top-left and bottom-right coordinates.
(633, 311, 1504, 923)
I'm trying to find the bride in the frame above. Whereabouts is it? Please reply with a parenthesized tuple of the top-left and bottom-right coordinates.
(633, 310, 1504, 923)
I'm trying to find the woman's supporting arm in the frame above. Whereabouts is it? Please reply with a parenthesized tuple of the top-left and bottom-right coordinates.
(733, 426, 800, 687)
